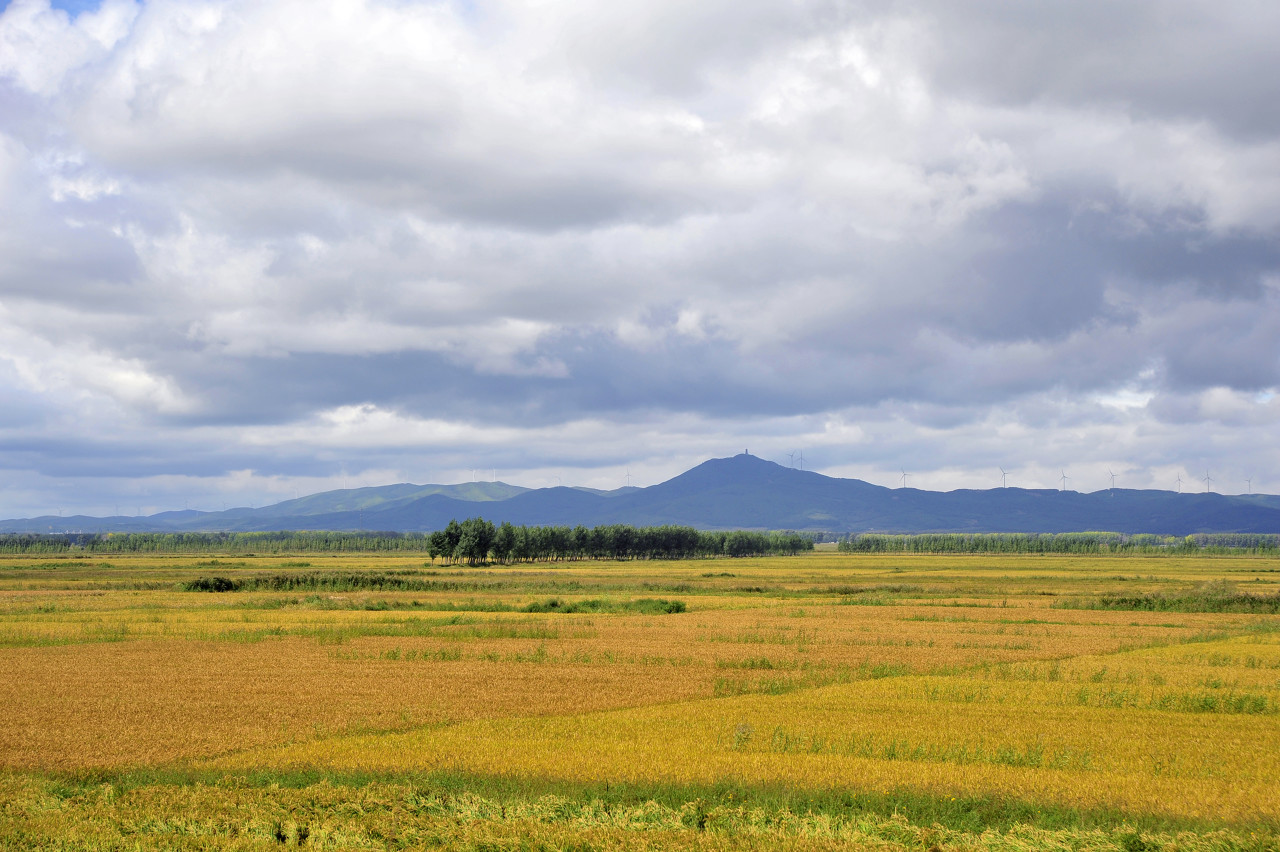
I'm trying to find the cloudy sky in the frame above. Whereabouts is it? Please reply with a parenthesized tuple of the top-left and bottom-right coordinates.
(1, 0, 1278, 518)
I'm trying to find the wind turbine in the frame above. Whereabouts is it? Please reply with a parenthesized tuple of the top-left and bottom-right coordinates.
(796, 450, 805, 471)
(1175, 473, 1182, 493)
(625, 469, 633, 487)
(1060, 470, 1069, 492)
(1245, 475, 1253, 494)
(1204, 471, 1213, 493)
(999, 467, 1008, 488)
(787, 451, 796, 468)
(1108, 469, 1116, 491)
(900, 469, 910, 489)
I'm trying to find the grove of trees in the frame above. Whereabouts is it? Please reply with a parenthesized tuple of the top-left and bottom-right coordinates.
(427, 520, 813, 564)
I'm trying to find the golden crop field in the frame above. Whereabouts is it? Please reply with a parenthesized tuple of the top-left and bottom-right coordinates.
(2, 550, 1278, 850)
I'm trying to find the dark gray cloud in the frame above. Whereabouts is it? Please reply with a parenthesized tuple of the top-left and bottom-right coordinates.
(913, 0, 1280, 139)
(0, 0, 1277, 515)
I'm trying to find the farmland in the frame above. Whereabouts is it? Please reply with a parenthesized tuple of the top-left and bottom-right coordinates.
(2, 549, 1278, 850)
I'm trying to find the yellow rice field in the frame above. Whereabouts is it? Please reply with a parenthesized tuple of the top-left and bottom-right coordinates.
(2, 550, 1278, 849)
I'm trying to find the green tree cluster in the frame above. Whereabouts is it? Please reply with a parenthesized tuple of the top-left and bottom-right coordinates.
(424, 522, 811, 564)
(426, 518, 496, 565)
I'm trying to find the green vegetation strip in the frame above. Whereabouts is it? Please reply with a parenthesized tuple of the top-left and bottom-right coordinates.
(183, 573, 489, 593)
(0, 523, 814, 560)
(1055, 580, 1280, 613)
(840, 532, 1280, 554)
(4, 769, 1276, 851)
(522, 597, 686, 614)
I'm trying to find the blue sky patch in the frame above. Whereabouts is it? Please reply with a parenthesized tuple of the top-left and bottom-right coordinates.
(1, 0, 105, 16)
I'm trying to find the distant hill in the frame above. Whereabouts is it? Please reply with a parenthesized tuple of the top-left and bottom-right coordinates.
(244, 481, 528, 518)
(3, 454, 1278, 535)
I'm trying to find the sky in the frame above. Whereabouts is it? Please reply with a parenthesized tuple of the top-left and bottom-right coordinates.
(1, 0, 1278, 518)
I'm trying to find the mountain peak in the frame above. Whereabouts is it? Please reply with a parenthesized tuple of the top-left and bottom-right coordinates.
(650, 454, 807, 494)
(685, 453, 787, 474)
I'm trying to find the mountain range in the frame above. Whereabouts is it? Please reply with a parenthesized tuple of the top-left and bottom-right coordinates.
(5, 454, 1279, 536)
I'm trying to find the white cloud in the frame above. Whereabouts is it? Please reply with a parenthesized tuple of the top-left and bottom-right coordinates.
(0, 0, 1277, 514)
(0, 0, 137, 97)
(0, 304, 194, 414)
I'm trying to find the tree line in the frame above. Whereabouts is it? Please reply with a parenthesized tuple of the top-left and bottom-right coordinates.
(0, 531, 431, 554)
(430, 520, 812, 564)
(838, 532, 1280, 554)
(0, 524, 814, 561)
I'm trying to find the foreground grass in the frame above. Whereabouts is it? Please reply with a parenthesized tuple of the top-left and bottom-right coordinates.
(4, 770, 1277, 851)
